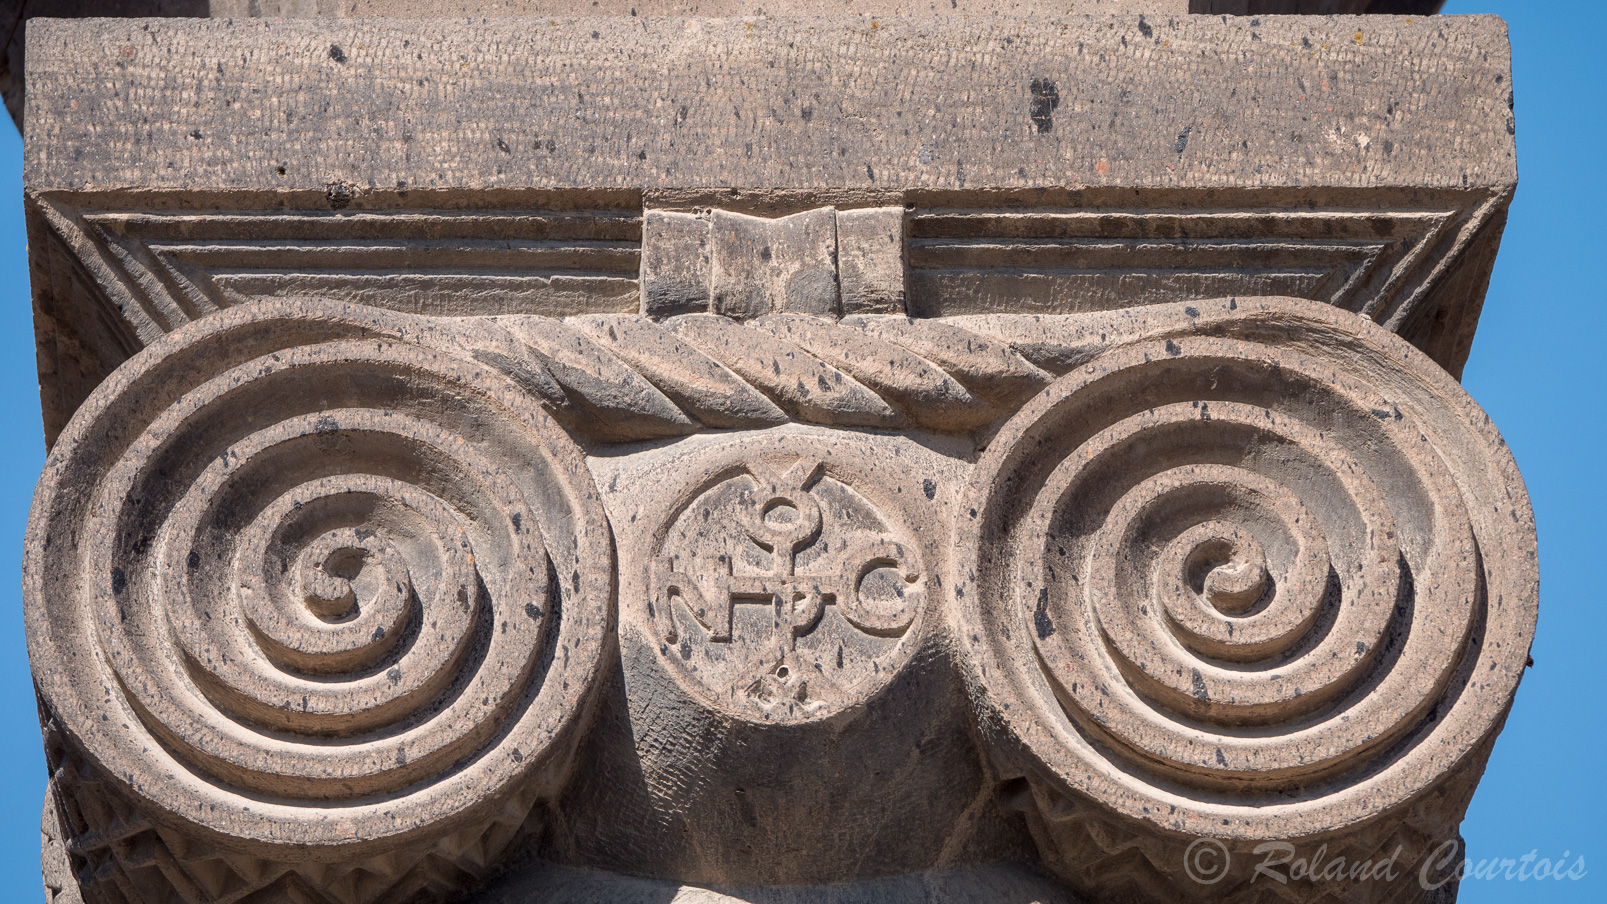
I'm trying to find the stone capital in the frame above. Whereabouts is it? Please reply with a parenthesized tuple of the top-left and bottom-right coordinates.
(18, 9, 1533, 904)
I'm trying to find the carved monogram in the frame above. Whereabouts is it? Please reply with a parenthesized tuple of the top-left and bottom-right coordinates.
(648, 459, 925, 722)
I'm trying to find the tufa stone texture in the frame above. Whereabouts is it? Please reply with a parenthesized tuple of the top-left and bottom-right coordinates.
(19, 8, 1529, 904)
(0, 2, 1449, 129)
(24, 16, 1510, 194)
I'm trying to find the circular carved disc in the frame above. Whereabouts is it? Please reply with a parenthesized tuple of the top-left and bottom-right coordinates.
(25, 300, 612, 858)
(954, 297, 1537, 841)
(616, 431, 946, 724)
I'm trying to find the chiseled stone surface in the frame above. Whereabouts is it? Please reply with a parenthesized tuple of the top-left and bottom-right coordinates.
(0, 2, 1448, 128)
(20, 9, 1530, 904)
(25, 15, 1512, 193)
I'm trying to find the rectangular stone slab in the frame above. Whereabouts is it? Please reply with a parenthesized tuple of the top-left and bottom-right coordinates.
(25, 14, 1514, 193)
(21, 13, 1514, 446)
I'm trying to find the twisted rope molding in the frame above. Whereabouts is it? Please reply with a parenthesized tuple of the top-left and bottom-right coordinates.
(469, 299, 1337, 442)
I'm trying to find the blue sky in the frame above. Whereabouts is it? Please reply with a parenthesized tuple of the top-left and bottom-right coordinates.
(1431, 2, 1607, 900)
(0, 3, 1600, 900)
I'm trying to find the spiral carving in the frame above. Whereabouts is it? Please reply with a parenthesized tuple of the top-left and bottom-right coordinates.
(956, 298, 1536, 852)
(25, 300, 611, 882)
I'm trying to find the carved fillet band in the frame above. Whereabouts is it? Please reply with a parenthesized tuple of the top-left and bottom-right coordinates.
(27, 297, 1534, 903)
(26, 302, 612, 903)
(955, 299, 1537, 903)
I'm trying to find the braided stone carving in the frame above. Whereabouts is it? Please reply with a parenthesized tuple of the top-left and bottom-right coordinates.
(954, 298, 1537, 903)
(26, 301, 612, 904)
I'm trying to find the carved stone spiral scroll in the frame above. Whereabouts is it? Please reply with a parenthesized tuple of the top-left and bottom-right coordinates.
(954, 298, 1536, 902)
(25, 300, 611, 900)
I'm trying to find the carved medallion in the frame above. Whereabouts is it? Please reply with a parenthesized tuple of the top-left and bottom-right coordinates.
(619, 439, 938, 724)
